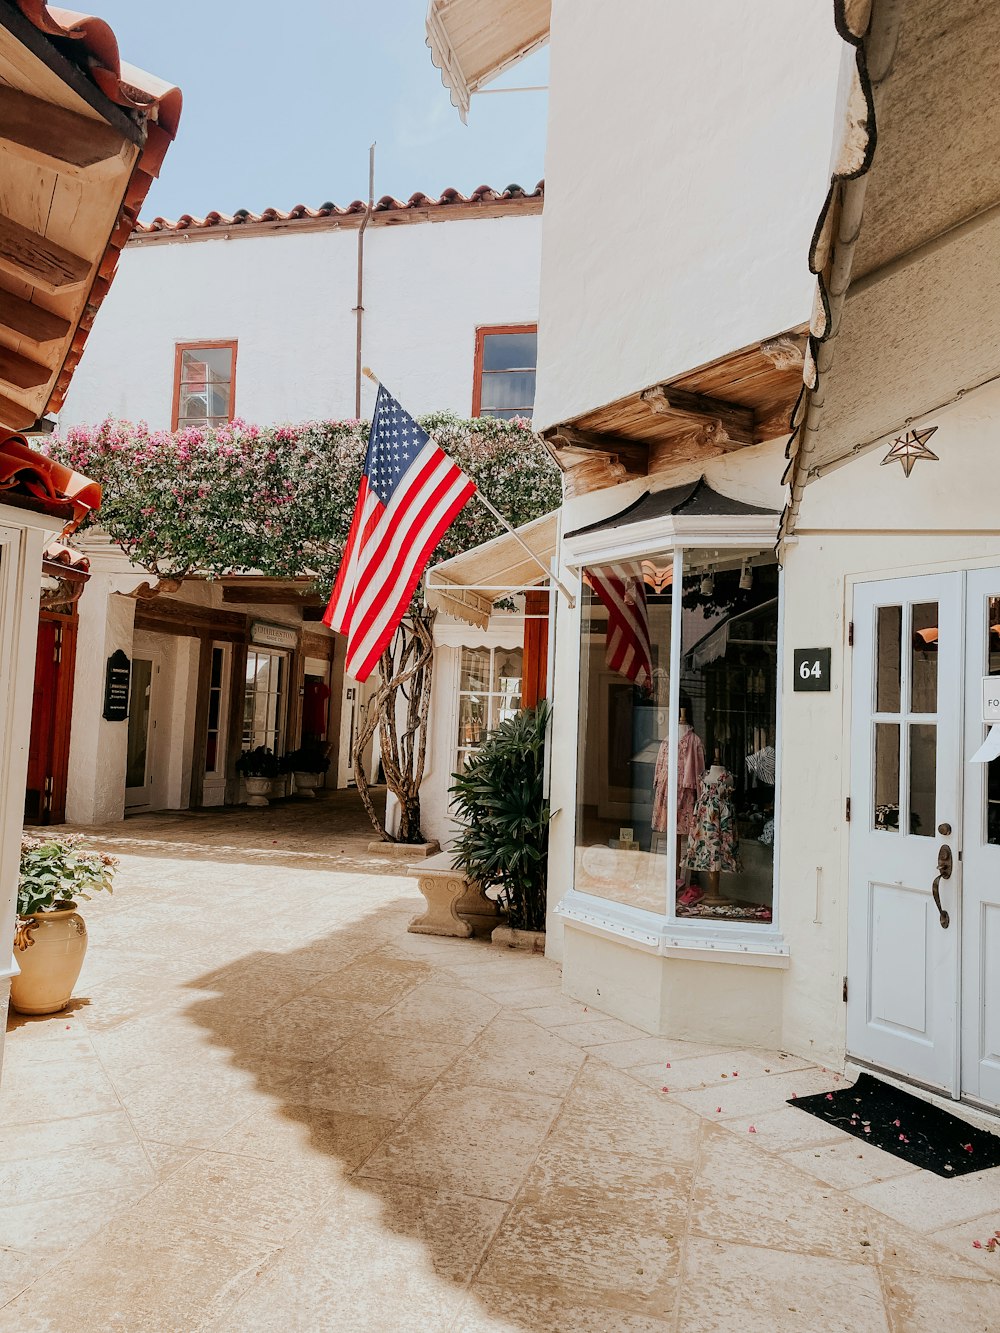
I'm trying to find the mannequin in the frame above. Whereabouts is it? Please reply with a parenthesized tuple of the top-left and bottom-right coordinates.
(651, 699, 705, 857)
(684, 746, 741, 905)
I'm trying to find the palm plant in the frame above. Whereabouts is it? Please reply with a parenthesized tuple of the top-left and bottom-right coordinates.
(449, 701, 550, 932)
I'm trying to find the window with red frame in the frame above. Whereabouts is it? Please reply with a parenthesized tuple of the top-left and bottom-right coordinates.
(172, 341, 237, 430)
(473, 324, 537, 420)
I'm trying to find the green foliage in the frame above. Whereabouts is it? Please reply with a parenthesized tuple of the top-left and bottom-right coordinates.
(235, 746, 280, 778)
(449, 702, 550, 932)
(18, 836, 117, 916)
(47, 413, 561, 590)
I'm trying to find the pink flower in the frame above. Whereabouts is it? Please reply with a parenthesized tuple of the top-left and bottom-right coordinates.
(963, 1144, 973, 1153)
(660, 1086, 669, 1094)
(748, 1126, 757, 1134)
(893, 1119, 901, 1127)
(716, 1107, 722, 1114)
(825, 1093, 834, 1101)
(665, 1062, 671, 1068)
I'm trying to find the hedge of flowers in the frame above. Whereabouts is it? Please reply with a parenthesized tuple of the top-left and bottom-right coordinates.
(49, 413, 562, 589)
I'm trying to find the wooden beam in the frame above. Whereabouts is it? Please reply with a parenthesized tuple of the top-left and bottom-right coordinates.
(0, 389, 38, 430)
(0, 85, 128, 175)
(640, 385, 755, 447)
(221, 585, 324, 607)
(0, 344, 50, 390)
(0, 214, 91, 295)
(545, 425, 648, 475)
(0, 288, 71, 345)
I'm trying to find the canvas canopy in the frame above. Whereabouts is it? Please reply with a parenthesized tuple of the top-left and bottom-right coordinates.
(425, 510, 557, 628)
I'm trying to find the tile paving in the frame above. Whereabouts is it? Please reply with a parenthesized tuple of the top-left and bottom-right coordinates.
(1, 795, 999, 1330)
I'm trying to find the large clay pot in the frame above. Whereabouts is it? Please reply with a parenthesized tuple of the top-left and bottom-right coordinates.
(10, 904, 88, 1015)
(244, 776, 273, 807)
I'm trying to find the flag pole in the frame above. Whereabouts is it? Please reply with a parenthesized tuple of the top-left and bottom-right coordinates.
(361, 367, 576, 609)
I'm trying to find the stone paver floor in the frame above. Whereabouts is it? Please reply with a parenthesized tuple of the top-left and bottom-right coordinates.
(3, 798, 1000, 1330)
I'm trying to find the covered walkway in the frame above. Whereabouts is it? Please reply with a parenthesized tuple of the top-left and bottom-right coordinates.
(2, 805, 999, 1329)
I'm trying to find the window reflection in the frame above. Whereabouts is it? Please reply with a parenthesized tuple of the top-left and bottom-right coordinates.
(574, 553, 778, 924)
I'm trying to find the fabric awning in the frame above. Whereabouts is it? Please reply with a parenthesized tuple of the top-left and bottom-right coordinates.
(426, 0, 549, 121)
(425, 510, 558, 628)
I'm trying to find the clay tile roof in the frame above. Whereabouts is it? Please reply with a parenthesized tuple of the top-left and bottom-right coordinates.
(8, 3, 182, 426)
(0, 434, 101, 532)
(132, 181, 544, 236)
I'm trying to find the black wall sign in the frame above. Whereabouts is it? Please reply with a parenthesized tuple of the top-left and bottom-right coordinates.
(103, 649, 132, 721)
(793, 647, 832, 693)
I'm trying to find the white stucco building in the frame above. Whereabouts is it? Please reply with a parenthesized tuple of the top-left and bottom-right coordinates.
(51, 187, 544, 830)
(428, 0, 1000, 1118)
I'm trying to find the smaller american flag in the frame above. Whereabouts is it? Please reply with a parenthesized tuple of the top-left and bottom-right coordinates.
(324, 383, 476, 681)
(588, 562, 653, 690)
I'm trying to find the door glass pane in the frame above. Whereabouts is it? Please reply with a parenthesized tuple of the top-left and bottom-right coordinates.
(874, 722, 900, 831)
(460, 647, 490, 693)
(876, 606, 902, 712)
(126, 659, 152, 788)
(910, 602, 938, 712)
(908, 723, 936, 837)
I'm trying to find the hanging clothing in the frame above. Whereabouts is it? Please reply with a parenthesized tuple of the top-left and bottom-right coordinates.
(684, 768, 742, 873)
(651, 729, 706, 834)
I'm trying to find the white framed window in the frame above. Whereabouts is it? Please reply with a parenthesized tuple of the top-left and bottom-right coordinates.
(456, 645, 523, 769)
(206, 643, 231, 776)
(243, 648, 286, 754)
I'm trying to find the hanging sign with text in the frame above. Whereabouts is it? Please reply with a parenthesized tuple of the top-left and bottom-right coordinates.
(793, 648, 831, 693)
(103, 649, 132, 721)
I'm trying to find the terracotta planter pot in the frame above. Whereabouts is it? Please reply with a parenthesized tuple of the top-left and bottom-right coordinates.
(293, 771, 323, 799)
(10, 904, 88, 1015)
(244, 776, 273, 807)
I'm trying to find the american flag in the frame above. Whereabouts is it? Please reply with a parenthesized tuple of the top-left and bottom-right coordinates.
(588, 563, 653, 690)
(324, 383, 476, 681)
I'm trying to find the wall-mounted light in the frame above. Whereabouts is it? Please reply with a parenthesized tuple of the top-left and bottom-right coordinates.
(739, 559, 753, 592)
(700, 568, 715, 597)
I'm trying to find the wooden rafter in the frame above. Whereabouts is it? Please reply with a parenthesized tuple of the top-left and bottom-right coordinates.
(0, 213, 90, 294)
(0, 85, 128, 176)
(0, 288, 71, 345)
(640, 385, 755, 448)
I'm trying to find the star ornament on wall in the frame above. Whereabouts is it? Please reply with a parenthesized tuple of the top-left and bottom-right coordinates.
(880, 425, 939, 477)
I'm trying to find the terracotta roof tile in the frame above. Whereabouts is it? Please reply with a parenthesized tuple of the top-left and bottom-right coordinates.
(0, 434, 100, 532)
(133, 181, 544, 235)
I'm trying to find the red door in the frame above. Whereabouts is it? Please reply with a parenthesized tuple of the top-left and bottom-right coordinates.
(25, 615, 78, 825)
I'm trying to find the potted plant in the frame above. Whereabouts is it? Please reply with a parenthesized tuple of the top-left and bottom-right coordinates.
(236, 745, 280, 806)
(449, 701, 550, 948)
(11, 835, 117, 1015)
(284, 741, 331, 798)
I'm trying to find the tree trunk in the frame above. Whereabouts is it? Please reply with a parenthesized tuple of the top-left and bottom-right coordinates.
(352, 605, 436, 844)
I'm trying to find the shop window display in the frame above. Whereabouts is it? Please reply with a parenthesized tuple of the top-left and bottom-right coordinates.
(574, 552, 778, 923)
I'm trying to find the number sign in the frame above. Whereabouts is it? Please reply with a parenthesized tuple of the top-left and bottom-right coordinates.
(793, 648, 831, 693)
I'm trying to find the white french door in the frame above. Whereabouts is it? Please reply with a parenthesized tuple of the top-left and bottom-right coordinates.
(850, 569, 1000, 1111)
(849, 574, 963, 1096)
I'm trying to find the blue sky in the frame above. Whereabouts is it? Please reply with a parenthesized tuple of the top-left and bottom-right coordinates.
(94, 0, 549, 220)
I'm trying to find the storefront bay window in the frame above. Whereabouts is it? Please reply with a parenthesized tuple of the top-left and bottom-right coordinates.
(567, 481, 782, 940)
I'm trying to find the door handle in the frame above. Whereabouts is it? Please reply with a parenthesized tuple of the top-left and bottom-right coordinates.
(932, 843, 952, 929)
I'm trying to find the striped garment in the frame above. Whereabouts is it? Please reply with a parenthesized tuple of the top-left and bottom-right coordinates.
(588, 562, 653, 690)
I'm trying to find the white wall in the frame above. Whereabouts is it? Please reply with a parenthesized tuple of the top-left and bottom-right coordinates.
(533, 0, 842, 430)
(59, 214, 542, 431)
(779, 381, 1000, 1066)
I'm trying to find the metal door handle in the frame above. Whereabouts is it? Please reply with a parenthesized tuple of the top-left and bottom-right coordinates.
(932, 843, 952, 929)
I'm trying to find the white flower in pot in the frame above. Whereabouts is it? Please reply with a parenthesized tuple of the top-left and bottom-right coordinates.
(11, 836, 117, 1015)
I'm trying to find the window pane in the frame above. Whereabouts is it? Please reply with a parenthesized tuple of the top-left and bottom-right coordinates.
(460, 647, 490, 693)
(575, 558, 673, 912)
(874, 722, 900, 830)
(210, 647, 223, 689)
(876, 606, 902, 713)
(457, 695, 488, 750)
(909, 723, 936, 837)
(910, 602, 938, 712)
(482, 331, 536, 372)
(492, 647, 523, 692)
(181, 347, 233, 380)
(481, 370, 536, 412)
(674, 553, 779, 924)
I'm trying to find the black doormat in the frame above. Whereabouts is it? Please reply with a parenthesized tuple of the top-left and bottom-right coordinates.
(790, 1073, 1000, 1178)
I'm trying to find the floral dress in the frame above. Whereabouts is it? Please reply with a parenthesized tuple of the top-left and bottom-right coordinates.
(684, 768, 742, 873)
(651, 729, 705, 834)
